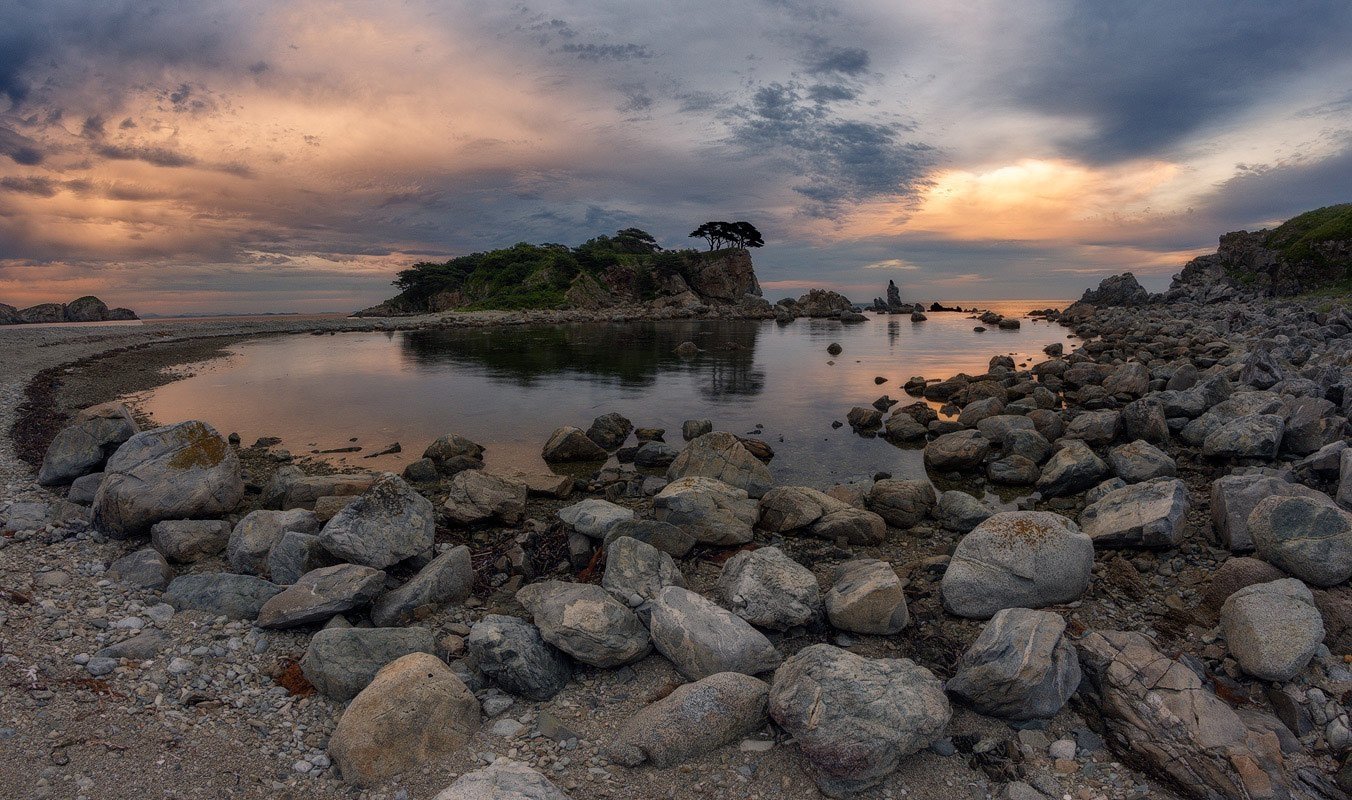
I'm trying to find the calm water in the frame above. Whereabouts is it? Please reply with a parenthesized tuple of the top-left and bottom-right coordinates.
(134, 301, 1072, 491)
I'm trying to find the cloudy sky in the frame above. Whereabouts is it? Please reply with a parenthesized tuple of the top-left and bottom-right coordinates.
(2, 0, 1351, 313)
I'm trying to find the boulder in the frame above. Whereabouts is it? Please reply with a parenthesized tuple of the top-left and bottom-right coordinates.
(1121, 398, 1169, 445)
(682, 419, 713, 441)
(227, 508, 321, 575)
(1106, 440, 1175, 483)
(665, 431, 772, 498)
(1201, 557, 1287, 610)
(1220, 579, 1325, 681)
(108, 548, 172, 590)
(442, 470, 527, 525)
(1079, 477, 1189, 549)
(586, 412, 633, 450)
(602, 536, 685, 605)
(264, 468, 376, 510)
(1211, 474, 1324, 552)
(1283, 397, 1345, 456)
(653, 476, 757, 545)
(558, 498, 633, 538)
(883, 412, 928, 441)
(936, 490, 993, 533)
(1102, 362, 1149, 398)
(1077, 272, 1149, 306)
(1005, 429, 1052, 464)
(758, 486, 848, 532)
(516, 581, 651, 668)
(633, 441, 679, 467)
(1201, 414, 1285, 459)
(846, 406, 883, 430)
(923, 430, 991, 472)
(648, 586, 782, 680)
(267, 531, 337, 585)
(1035, 439, 1109, 498)
(37, 402, 139, 486)
(93, 420, 245, 537)
(164, 573, 284, 620)
(329, 653, 480, 787)
(942, 512, 1093, 618)
(606, 673, 769, 768)
(371, 545, 474, 626)
(1250, 494, 1352, 586)
(717, 546, 821, 630)
(318, 474, 436, 569)
(422, 433, 485, 472)
(768, 644, 950, 797)
(809, 507, 888, 545)
(67, 472, 104, 505)
(63, 295, 110, 322)
(466, 615, 572, 701)
(865, 479, 936, 528)
(541, 426, 607, 462)
(825, 558, 908, 635)
(432, 759, 571, 800)
(1063, 410, 1120, 445)
(300, 626, 437, 701)
(150, 519, 230, 563)
(257, 564, 386, 628)
(945, 608, 1080, 720)
(1342, 447, 1352, 509)
(977, 415, 1036, 446)
(988, 455, 1041, 485)
(601, 519, 695, 558)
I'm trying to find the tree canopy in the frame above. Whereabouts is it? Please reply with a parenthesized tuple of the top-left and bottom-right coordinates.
(689, 221, 764, 250)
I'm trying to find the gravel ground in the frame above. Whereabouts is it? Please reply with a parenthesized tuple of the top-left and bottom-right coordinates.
(0, 314, 1179, 800)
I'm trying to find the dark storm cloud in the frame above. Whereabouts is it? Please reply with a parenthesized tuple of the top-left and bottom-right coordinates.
(1200, 143, 1352, 227)
(560, 42, 652, 62)
(1015, 0, 1352, 161)
(0, 125, 44, 165)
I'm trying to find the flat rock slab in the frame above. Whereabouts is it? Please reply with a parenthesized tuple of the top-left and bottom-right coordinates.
(257, 564, 386, 628)
(1079, 477, 1189, 549)
(648, 586, 782, 680)
(164, 573, 284, 620)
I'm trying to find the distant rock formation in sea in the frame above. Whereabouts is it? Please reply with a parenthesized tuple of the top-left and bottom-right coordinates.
(0, 296, 138, 325)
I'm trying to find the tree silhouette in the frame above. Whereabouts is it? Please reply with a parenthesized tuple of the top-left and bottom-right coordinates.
(689, 221, 765, 250)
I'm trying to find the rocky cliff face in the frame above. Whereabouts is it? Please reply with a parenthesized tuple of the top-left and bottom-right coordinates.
(0, 296, 138, 325)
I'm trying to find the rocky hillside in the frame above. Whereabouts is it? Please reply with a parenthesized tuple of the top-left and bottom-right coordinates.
(0, 295, 138, 325)
(357, 230, 767, 316)
(1171, 204, 1352, 298)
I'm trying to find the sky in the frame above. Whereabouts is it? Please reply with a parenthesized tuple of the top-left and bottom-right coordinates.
(1, 0, 1351, 314)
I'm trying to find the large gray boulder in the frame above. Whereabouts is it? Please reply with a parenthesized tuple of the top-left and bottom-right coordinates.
(1063, 410, 1120, 445)
(541, 426, 607, 462)
(717, 546, 820, 630)
(602, 536, 685, 605)
(1121, 398, 1170, 445)
(318, 474, 436, 569)
(586, 412, 633, 450)
(768, 644, 950, 797)
(665, 431, 772, 498)
(648, 586, 782, 680)
(1250, 494, 1352, 586)
(865, 479, 936, 528)
(923, 430, 991, 472)
(466, 615, 572, 701)
(936, 491, 993, 533)
(605, 672, 768, 768)
(825, 558, 908, 635)
(1220, 578, 1324, 681)
(256, 564, 385, 628)
(808, 507, 888, 545)
(653, 476, 757, 545)
(442, 470, 527, 525)
(516, 581, 651, 668)
(150, 519, 231, 563)
(942, 512, 1093, 619)
(1211, 474, 1324, 552)
(758, 486, 848, 532)
(1035, 439, 1109, 498)
(300, 626, 437, 701)
(267, 531, 337, 585)
(108, 548, 172, 590)
(1079, 477, 1189, 549)
(164, 573, 284, 620)
(1202, 414, 1285, 459)
(557, 498, 633, 538)
(227, 508, 321, 575)
(37, 402, 139, 486)
(371, 545, 474, 627)
(945, 608, 1080, 720)
(93, 421, 244, 537)
(433, 759, 571, 800)
(1106, 440, 1175, 484)
(601, 519, 695, 558)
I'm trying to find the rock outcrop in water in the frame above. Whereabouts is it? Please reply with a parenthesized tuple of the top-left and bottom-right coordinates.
(0, 295, 137, 325)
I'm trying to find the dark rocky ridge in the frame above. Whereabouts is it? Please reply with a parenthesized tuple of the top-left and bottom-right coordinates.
(0, 295, 138, 325)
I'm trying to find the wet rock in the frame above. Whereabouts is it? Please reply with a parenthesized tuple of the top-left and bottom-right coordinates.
(633, 441, 679, 467)
(1004, 429, 1052, 464)
(150, 519, 231, 563)
(883, 413, 928, 440)
(865, 479, 936, 528)
(541, 426, 607, 462)
(1220, 578, 1324, 681)
(257, 564, 385, 628)
(1202, 413, 1285, 459)
(267, 531, 337, 585)
(433, 759, 571, 800)
(108, 548, 173, 590)
(1035, 439, 1109, 498)
(825, 558, 908, 634)
(329, 653, 480, 787)
(371, 545, 474, 627)
(1063, 410, 1120, 445)
(1106, 440, 1176, 483)
(558, 498, 633, 538)
(606, 672, 769, 768)
(717, 546, 821, 630)
(93, 420, 245, 537)
(422, 433, 485, 472)
(1121, 398, 1170, 446)
(682, 419, 713, 441)
(300, 626, 437, 701)
(67, 471, 104, 504)
(516, 581, 651, 668)
(1211, 474, 1325, 552)
(37, 402, 139, 486)
(1079, 477, 1189, 549)
(846, 406, 883, 430)
(654, 476, 758, 545)
(601, 519, 696, 558)
(923, 430, 992, 472)
(758, 486, 847, 532)
(442, 470, 528, 525)
(466, 615, 572, 701)
(319, 474, 436, 569)
(602, 536, 685, 604)
(648, 586, 782, 680)
(666, 431, 773, 498)
(946, 608, 1080, 720)
(958, 397, 1005, 428)
(1250, 494, 1352, 586)
(164, 573, 284, 620)
(227, 508, 321, 575)
(942, 511, 1093, 619)
(768, 644, 950, 797)
(936, 490, 993, 533)
(586, 412, 633, 450)
(988, 455, 1041, 485)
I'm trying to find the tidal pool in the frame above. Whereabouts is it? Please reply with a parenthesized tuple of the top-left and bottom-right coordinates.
(133, 303, 1072, 491)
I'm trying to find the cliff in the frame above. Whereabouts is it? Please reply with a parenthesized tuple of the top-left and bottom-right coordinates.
(0, 296, 138, 325)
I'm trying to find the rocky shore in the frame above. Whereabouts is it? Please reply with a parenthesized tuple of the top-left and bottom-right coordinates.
(2, 280, 1351, 800)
